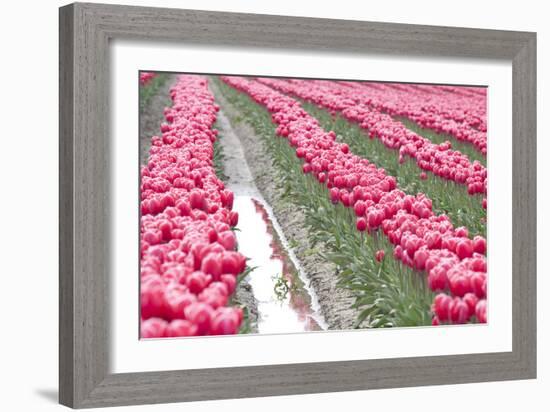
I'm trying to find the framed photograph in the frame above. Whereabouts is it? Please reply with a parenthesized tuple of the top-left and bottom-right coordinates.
(59, 2, 536, 408)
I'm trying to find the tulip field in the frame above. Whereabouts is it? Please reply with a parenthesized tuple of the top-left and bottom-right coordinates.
(139, 72, 487, 338)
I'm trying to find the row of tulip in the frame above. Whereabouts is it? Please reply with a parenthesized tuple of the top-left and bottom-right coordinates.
(339, 81, 487, 152)
(351, 81, 486, 100)
(286, 90, 486, 238)
(334, 82, 487, 167)
(343, 81, 487, 131)
(432, 84, 487, 98)
(356, 81, 486, 100)
(221, 76, 487, 325)
(140, 75, 246, 338)
(257, 78, 487, 199)
(139, 71, 156, 86)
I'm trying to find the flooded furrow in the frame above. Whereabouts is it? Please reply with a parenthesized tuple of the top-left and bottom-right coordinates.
(215, 107, 327, 333)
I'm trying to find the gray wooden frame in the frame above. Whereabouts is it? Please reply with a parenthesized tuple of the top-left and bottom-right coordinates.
(59, 2, 536, 408)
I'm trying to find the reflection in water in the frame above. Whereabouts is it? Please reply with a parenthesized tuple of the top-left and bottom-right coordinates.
(233, 195, 327, 334)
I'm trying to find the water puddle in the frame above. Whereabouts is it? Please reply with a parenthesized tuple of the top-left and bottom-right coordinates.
(214, 105, 327, 334)
(233, 195, 326, 333)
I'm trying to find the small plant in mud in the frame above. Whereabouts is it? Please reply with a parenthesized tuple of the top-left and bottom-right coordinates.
(272, 273, 293, 302)
(287, 238, 299, 249)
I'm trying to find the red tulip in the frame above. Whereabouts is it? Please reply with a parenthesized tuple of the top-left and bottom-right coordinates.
(354, 200, 366, 217)
(455, 226, 469, 238)
(220, 274, 237, 295)
(456, 239, 474, 259)
(184, 302, 214, 335)
(143, 230, 161, 245)
(218, 231, 237, 251)
(141, 317, 168, 338)
(140, 282, 167, 319)
(475, 299, 487, 323)
(367, 211, 380, 230)
(209, 281, 230, 297)
(185, 271, 210, 294)
(140, 72, 156, 85)
(210, 308, 241, 335)
(199, 288, 228, 309)
(221, 251, 244, 275)
(201, 253, 222, 279)
(356, 217, 367, 232)
(413, 248, 429, 270)
(433, 293, 452, 322)
(166, 319, 198, 337)
(189, 189, 206, 210)
(473, 236, 486, 254)
(448, 274, 470, 297)
(462, 293, 479, 318)
(229, 211, 239, 227)
(428, 266, 447, 291)
(176, 200, 191, 216)
(328, 188, 338, 204)
(449, 297, 470, 324)
(470, 272, 487, 298)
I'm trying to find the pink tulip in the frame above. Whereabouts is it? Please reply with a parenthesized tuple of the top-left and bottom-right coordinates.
(141, 317, 168, 338)
(356, 217, 367, 232)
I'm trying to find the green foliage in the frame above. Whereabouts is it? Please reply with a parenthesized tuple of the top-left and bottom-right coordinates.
(238, 306, 254, 334)
(212, 120, 229, 181)
(287, 238, 299, 249)
(232, 265, 258, 334)
(215, 77, 434, 328)
(396, 116, 487, 167)
(139, 73, 169, 111)
(272, 273, 294, 302)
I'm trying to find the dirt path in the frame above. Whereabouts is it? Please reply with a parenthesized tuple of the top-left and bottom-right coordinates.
(210, 78, 359, 331)
(139, 74, 176, 166)
(215, 111, 258, 195)
(215, 105, 329, 333)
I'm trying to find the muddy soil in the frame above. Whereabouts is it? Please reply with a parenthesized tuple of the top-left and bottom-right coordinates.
(209, 78, 359, 331)
(233, 280, 259, 333)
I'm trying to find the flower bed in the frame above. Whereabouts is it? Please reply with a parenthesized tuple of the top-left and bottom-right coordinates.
(140, 75, 246, 337)
(222, 76, 487, 325)
(257, 78, 487, 198)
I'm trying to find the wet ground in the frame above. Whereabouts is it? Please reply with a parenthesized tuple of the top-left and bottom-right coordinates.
(215, 108, 327, 333)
